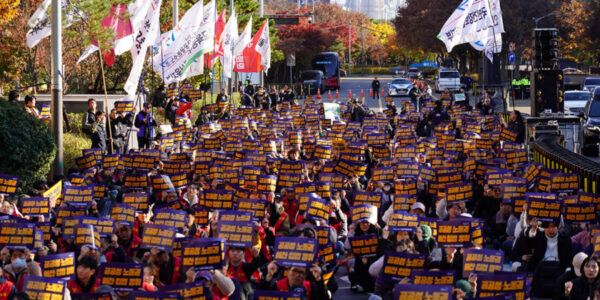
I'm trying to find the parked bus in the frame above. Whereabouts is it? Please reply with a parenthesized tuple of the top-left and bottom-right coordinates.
(311, 52, 341, 90)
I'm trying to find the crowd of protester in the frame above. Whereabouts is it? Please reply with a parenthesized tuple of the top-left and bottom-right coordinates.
(1, 84, 598, 300)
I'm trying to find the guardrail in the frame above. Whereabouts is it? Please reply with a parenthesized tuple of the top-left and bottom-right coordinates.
(533, 134, 600, 193)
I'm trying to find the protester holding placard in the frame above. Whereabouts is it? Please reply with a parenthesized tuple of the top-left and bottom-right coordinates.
(344, 212, 383, 293)
(66, 256, 101, 294)
(3, 248, 41, 291)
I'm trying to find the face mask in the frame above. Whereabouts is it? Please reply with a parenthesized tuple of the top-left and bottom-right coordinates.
(12, 258, 26, 269)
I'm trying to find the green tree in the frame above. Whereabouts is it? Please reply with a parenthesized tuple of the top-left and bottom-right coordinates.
(0, 100, 56, 194)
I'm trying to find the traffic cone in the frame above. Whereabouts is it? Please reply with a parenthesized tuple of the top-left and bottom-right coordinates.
(335, 90, 339, 99)
(369, 88, 373, 98)
(381, 87, 384, 97)
(349, 89, 352, 99)
(361, 89, 364, 98)
(317, 88, 322, 100)
(327, 90, 332, 100)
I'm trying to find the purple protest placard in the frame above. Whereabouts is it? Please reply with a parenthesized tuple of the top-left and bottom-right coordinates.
(305, 197, 330, 223)
(0, 223, 36, 250)
(348, 234, 379, 257)
(381, 251, 427, 280)
(394, 284, 452, 300)
(236, 198, 266, 222)
(477, 272, 527, 300)
(62, 185, 94, 207)
(410, 270, 455, 285)
(437, 220, 472, 248)
(75, 224, 101, 250)
(140, 224, 177, 252)
(110, 203, 136, 226)
(526, 193, 560, 223)
(254, 290, 304, 300)
(40, 252, 75, 280)
(130, 291, 181, 300)
(273, 237, 318, 268)
(563, 203, 596, 224)
(100, 262, 143, 291)
(217, 221, 255, 248)
(181, 238, 225, 271)
(351, 204, 378, 225)
(218, 211, 253, 223)
(463, 248, 504, 277)
(159, 281, 208, 299)
(203, 189, 235, 210)
(23, 275, 66, 299)
(154, 209, 187, 230)
(387, 211, 420, 232)
(353, 191, 383, 209)
(20, 197, 50, 218)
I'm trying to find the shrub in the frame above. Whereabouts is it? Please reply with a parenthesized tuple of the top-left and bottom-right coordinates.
(63, 131, 91, 173)
(0, 99, 56, 194)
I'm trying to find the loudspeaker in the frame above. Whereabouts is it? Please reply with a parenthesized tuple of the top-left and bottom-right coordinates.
(533, 28, 559, 70)
(530, 70, 564, 116)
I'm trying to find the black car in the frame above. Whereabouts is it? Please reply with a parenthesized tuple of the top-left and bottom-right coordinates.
(582, 88, 600, 154)
(300, 70, 324, 95)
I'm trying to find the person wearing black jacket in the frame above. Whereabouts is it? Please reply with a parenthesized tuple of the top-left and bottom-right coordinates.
(107, 108, 133, 154)
(195, 106, 210, 127)
(350, 99, 365, 123)
(268, 88, 278, 109)
(283, 86, 295, 103)
(91, 111, 108, 153)
(511, 221, 574, 272)
(81, 98, 98, 139)
(152, 85, 167, 108)
(371, 77, 380, 99)
(408, 85, 422, 111)
(505, 110, 526, 144)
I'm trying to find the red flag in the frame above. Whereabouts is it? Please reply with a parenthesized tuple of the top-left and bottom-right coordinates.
(91, 4, 132, 68)
(317, 89, 322, 99)
(214, 9, 227, 57)
(234, 20, 268, 73)
(335, 90, 339, 99)
(327, 90, 332, 99)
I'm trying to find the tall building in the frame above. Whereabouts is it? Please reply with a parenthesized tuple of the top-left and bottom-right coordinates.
(345, 0, 405, 20)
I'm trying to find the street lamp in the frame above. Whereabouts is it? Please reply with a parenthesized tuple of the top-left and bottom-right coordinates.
(533, 12, 562, 29)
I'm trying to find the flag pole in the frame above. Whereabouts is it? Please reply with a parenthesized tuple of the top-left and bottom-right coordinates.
(210, 1, 217, 121)
(97, 51, 114, 154)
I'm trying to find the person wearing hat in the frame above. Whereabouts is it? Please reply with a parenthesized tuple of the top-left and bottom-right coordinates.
(260, 261, 328, 300)
(350, 99, 366, 124)
(195, 105, 211, 127)
(556, 252, 588, 299)
(345, 217, 383, 293)
(134, 103, 157, 149)
(454, 276, 476, 299)
(176, 95, 193, 120)
(414, 224, 437, 256)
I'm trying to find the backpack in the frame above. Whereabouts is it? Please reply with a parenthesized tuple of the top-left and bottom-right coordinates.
(531, 257, 563, 298)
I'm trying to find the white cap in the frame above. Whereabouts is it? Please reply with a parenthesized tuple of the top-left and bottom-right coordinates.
(411, 202, 426, 212)
(573, 252, 589, 277)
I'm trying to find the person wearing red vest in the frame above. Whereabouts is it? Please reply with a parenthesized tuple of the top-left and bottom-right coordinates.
(117, 223, 142, 258)
(259, 262, 329, 300)
(0, 267, 15, 300)
(3, 249, 41, 292)
(179, 184, 200, 209)
(226, 246, 261, 300)
(67, 256, 102, 294)
(266, 193, 290, 236)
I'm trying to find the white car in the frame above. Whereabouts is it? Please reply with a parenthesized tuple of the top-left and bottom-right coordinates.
(435, 69, 461, 92)
(564, 90, 591, 115)
(388, 78, 413, 97)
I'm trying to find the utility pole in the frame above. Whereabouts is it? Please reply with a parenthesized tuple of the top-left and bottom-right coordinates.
(51, 0, 63, 177)
(259, 0, 264, 88)
(173, 0, 178, 27)
(348, 24, 351, 76)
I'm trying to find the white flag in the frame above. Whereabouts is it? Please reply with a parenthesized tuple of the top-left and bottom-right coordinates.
(438, 0, 499, 53)
(180, 0, 216, 81)
(26, 0, 77, 49)
(151, 0, 208, 84)
(124, 0, 162, 97)
(469, 0, 504, 53)
(221, 11, 238, 79)
(254, 20, 271, 72)
(233, 17, 252, 61)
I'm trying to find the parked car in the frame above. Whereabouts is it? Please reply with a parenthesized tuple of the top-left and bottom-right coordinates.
(435, 68, 461, 92)
(583, 77, 600, 92)
(564, 90, 591, 115)
(300, 70, 324, 94)
(581, 88, 600, 154)
(387, 78, 413, 97)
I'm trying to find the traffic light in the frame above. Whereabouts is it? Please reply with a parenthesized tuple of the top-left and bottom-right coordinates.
(533, 28, 559, 70)
(530, 69, 564, 116)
